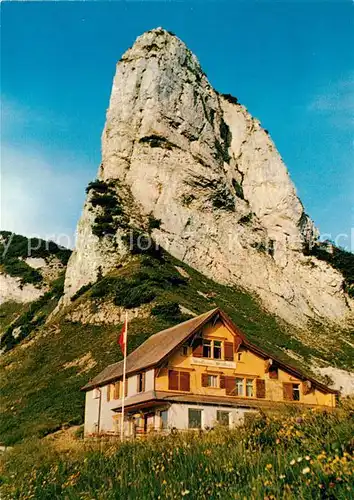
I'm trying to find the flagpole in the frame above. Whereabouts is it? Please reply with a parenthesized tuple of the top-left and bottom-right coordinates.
(120, 311, 128, 441)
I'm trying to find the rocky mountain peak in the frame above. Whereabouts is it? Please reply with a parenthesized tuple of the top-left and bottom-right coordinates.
(61, 28, 353, 328)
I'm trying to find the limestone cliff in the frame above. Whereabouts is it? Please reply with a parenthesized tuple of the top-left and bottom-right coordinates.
(0, 231, 70, 305)
(62, 28, 353, 328)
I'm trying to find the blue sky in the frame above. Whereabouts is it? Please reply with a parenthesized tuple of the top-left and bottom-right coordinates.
(1, 1, 353, 250)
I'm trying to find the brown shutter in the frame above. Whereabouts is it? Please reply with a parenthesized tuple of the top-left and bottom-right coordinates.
(234, 337, 242, 352)
(142, 372, 146, 392)
(220, 375, 225, 389)
(225, 376, 235, 395)
(107, 384, 111, 402)
(180, 372, 190, 392)
(114, 382, 120, 399)
(192, 338, 203, 357)
(201, 373, 208, 387)
(224, 342, 234, 361)
(256, 379, 266, 399)
(269, 368, 278, 379)
(168, 370, 179, 391)
(283, 382, 293, 401)
(124, 380, 128, 397)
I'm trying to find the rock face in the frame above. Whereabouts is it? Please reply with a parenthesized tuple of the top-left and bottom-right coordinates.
(0, 256, 65, 305)
(63, 28, 354, 327)
(0, 274, 44, 304)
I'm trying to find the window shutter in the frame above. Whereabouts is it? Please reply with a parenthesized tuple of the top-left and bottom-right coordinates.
(220, 375, 225, 389)
(269, 368, 278, 379)
(224, 342, 234, 361)
(168, 370, 179, 391)
(114, 382, 120, 399)
(201, 373, 208, 387)
(180, 372, 190, 392)
(142, 373, 146, 392)
(107, 385, 111, 402)
(124, 380, 128, 398)
(255, 379, 266, 399)
(283, 382, 293, 401)
(225, 376, 235, 395)
(192, 338, 203, 358)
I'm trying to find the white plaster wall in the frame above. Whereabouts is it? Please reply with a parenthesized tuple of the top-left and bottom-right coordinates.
(84, 385, 121, 435)
(168, 403, 256, 430)
(84, 390, 100, 435)
(127, 375, 138, 397)
(84, 373, 156, 435)
(145, 369, 155, 391)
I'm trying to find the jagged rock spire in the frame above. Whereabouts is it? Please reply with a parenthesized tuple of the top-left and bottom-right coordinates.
(61, 28, 353, 328)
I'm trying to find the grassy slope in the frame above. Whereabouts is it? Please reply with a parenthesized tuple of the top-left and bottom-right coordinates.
(0, 252, 353, 445)
(1, 403, 353, 499)
(0, 302, 26, 332)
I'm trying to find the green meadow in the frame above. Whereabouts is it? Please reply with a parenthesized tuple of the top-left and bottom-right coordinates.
(1, 402, 353, 499)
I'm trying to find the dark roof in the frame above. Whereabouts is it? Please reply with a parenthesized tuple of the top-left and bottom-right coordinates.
(112, 391, 335, 413)
(81, 307, 337, 394)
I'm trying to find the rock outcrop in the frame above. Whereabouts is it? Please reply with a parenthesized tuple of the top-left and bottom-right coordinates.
(0, 232, 69, 305)
(62, 28, 353, 328)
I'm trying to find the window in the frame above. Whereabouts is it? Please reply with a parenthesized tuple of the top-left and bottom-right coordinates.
(235, 378, 244, 396)
(217, 410, 230, 426)
(181, 345, 188, 356)
(203, 340, 212, 358)
(168, 370, 190, 392)
(246, 379, 254, 397)
(160, 410, 168, 429)
(213, 341, 222, 359)
(137, 373, 145, 393)
(188, 408, 202, 429)
(193, 338, 228, 360)
(207, 375, 218, 388)
(283, 382, 301, 401)
(292, 384, 300, 401)
(237, 352, 242, 361)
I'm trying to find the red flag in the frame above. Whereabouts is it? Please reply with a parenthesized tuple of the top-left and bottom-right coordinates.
(118, 316, 127, 354)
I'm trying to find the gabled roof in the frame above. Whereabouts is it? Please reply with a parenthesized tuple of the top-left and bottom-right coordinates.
(81, 307, 337, 394)
(81, 309, 218, 390)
